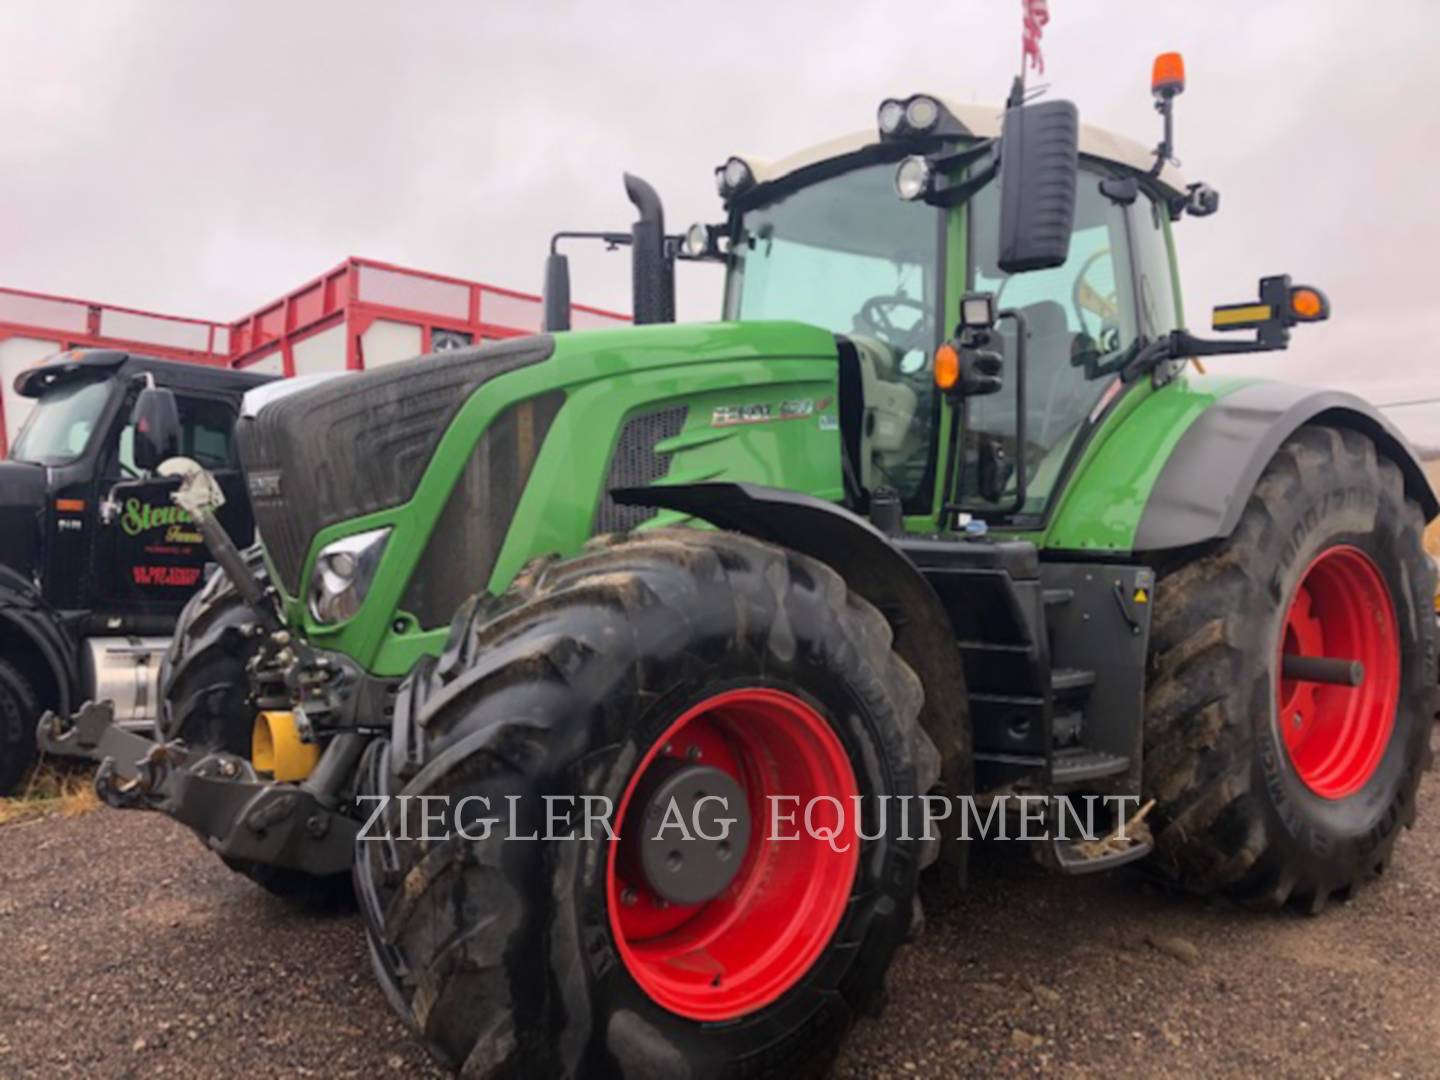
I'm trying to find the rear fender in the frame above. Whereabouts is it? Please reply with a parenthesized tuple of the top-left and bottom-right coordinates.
(1134, 383, 1439, 551)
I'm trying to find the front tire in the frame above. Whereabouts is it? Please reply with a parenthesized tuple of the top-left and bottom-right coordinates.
(355, 529, 940, 1077)
(161, 551, 350, 906)
(0, 658, 41, 796)
(1143, 425, 1436, 910)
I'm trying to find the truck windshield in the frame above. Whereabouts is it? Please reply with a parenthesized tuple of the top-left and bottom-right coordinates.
(724, 161, 944, 507)
(9, 377, 112, 466)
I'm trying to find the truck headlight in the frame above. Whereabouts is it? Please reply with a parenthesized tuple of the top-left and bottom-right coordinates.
(308, 527, 391, 624)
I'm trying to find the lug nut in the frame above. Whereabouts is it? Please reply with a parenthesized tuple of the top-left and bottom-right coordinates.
(621, 888, 637, 907)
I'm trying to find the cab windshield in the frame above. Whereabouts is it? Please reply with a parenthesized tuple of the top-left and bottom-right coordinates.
(724, 161, 943, 507)
(9, 377, 113, 466)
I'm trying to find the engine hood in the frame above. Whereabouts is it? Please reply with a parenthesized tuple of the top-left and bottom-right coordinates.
(236, 335, 558, 594)
(0, 460, 47, 582)
(236, 321, 841, 597)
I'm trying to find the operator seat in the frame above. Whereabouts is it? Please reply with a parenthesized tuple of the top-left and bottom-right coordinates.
(982, 299, 1077, 451)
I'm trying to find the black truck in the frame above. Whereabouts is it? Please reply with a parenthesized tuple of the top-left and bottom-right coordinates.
(0, 349, 272, 793)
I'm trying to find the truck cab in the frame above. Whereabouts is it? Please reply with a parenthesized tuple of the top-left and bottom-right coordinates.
(0, 349, 271, 791)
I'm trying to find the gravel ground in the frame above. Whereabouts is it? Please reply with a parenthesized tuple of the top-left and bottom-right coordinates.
(3, 752, 1438, 1079)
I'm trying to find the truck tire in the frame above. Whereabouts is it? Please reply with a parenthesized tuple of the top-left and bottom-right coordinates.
(0, 658, 41, 795)
(161, 550, 350, 907)
(1143, 425, 1436, 911)
(354, 529, 941, 1078)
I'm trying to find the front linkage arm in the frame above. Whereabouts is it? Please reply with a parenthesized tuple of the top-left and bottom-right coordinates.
(38, 700, 358, 875)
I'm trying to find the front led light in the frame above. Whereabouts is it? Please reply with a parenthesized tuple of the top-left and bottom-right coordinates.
(877, 99, 905, 136)
(682, 222, 711, 258)
(308, 526, 391, 625)
(894, 155, 934, 201)
(723, 157, 753, 193)
(905, 95, 941, 131)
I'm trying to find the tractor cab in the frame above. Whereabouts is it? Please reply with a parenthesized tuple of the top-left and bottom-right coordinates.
(710, 92, 1193, 531)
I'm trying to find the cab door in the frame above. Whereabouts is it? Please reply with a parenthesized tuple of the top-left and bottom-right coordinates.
(92, 392, 248, 618)
(949, 167, 1144, 524)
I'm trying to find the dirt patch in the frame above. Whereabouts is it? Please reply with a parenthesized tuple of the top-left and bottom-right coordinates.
(2, 754, 1438, 1077)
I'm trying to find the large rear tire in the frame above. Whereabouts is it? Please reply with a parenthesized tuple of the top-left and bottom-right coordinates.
(1143, 425, 1435, 910)
(355, 529, 941, 1078)
(161, 550, 351, 907)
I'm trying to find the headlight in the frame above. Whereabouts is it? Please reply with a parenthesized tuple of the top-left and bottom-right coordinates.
(894, 155, 934, 201)
(308, 527, 391, 624)
(682, 222, 712, 258)
(877, 99, 905, 136)
(715, 156, 755, 199)
(878, 94, 949, 140)
(904, 95, 940, 132)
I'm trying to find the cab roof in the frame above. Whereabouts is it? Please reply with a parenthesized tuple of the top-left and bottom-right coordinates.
(14, 349, 275, 399)
(730, 97, 1187, 201)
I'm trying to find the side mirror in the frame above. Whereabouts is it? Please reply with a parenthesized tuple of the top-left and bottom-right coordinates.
(541, 251, 572, 332)
(996, 100, 1079, 274)
(131, 387, 181, 472)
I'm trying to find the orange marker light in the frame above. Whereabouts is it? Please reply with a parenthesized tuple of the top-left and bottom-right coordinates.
(1289, 287, 1327, 321)
(934, 344, 961, 391)
(1151, 52, 1186, 97)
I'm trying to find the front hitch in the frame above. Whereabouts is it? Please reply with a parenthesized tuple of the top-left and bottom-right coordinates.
(37, 701, 357, 875)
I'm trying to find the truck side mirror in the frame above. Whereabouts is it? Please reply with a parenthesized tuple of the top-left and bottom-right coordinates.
(996, 99, 1080, 274)
(131, 387, 181, 473)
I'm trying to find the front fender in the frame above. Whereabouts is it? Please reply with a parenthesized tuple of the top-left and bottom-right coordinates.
(1133, 382, 1438, 551)
(613, 482, 973, 846)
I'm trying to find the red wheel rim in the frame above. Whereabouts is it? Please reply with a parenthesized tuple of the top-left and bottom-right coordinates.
(1275, 545, 1400, 799)
(606, 688, 860, 1021)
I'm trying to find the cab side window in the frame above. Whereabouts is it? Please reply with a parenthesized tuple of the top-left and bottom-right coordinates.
(179, 398, 235, 469)
(116, 395, 237, 476)
(1130, 193, 1180, 340)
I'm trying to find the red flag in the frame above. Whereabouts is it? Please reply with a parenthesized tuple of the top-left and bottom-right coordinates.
(1022, 0, 1049, 75)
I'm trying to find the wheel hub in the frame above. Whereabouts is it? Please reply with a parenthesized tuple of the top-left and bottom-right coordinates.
(621, 760, 751, 906)
(1275, 545, 1400, 800)
(606, 687, 860, 1022)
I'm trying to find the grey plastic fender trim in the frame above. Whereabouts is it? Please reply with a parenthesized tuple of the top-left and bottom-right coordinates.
(1134, 381, 1439, 551)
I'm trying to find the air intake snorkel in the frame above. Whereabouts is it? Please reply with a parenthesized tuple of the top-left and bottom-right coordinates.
(624, 173, 674, 325)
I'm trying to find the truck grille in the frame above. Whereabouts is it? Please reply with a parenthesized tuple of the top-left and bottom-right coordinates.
(592, 406, 687, 535)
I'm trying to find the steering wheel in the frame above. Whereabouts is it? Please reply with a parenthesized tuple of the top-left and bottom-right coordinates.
(1071, 250, 1120, 342)
(855, 294, 932, 356)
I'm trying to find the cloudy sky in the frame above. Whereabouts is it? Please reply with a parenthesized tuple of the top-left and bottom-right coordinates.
(3, 1, 1439, 435)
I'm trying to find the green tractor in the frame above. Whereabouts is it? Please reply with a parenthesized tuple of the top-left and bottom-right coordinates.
(44, 55, 1436, 1077)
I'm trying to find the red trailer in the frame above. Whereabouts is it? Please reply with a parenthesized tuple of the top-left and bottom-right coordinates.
(0, 256, 626, 455)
